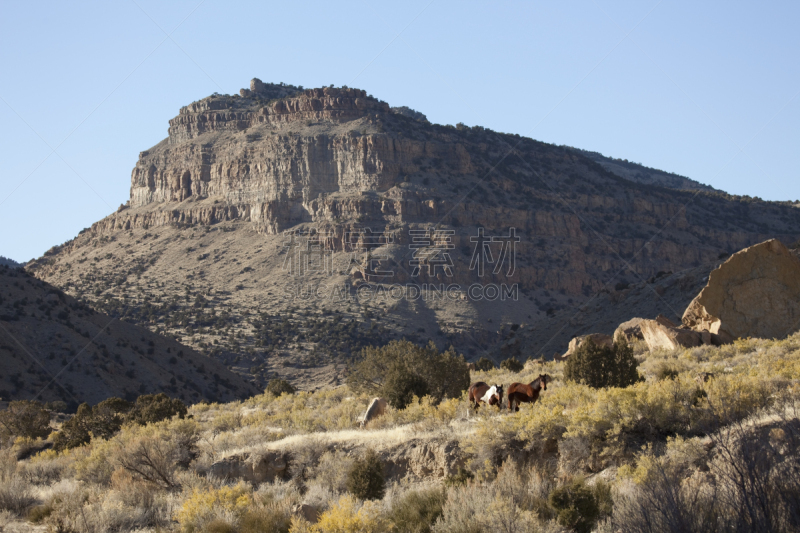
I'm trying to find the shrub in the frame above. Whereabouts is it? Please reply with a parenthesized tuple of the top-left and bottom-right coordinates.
(346, 449, 385, 500)
(52, 402, 97, 451)
(0, 400, 51, 440)
(311, 451, 354, 493)
(176, 483, 252, 532)
(128, 393, 188, 425)
(267, 378, 297, 397)
(444, 466, 475, 487)
(112, 419, 198, 490)
(389, 488, 446, 533)
(549, 478, 601, 533)
(0, 451, 34, 515)
(27, 504, 52, 523)
(654, 365, 680, 381)
(383, 369, 429, 410)
(206, 519, 236, 533)
(474, 357, 495, 372)
(347, 340, 469, 409)
(52, 397, 133, 451)
(53, 394, 186, 451)
(239, 507, 291, 533)
(564, 338, 641, 388)
(310, 495, 388, 533)
(500, 357, 524, 372)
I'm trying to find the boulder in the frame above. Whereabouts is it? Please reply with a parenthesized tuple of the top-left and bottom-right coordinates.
(250, 77, 266, 93)
(682, 239, 800, 340)
(655, 314, 678, 328)
(208, 451, 290, 483)
(614, 318, 645, 342)
(640, 320, 704, 351)
(559, 333, 613, 360)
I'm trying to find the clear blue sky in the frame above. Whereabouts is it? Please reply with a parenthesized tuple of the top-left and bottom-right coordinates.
(1, 1, 798, 263)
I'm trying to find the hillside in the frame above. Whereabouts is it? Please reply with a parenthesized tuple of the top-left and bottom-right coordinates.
(0, 256, 20, 268)
(0, 264, 258, 406)
(26, 78, 800, 389)
(566, 147, 721, 193)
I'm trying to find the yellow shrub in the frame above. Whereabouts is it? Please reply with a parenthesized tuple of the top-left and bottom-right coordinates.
(306, 494, 388, 533)
(175, 482, 252, 532)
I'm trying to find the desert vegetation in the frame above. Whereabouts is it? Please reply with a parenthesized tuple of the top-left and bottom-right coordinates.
(0, 334, 799, 532)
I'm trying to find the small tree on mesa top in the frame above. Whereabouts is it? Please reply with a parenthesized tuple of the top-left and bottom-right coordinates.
(564, 337, 641, 388)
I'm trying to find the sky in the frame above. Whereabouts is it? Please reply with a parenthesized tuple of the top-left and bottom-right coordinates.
(1, 0, 798, 263)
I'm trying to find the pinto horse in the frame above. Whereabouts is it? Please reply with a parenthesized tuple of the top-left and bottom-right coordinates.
(468, 382, 504, 411)
(507, 375, 549, 412)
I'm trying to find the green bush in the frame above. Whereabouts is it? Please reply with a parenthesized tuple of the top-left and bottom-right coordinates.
(128, 394, 187, 425)
(0, 400, 51, 439)
(266, 378, 296, 397)
(53, 394, 187, 451)
(564, 338, 641, 388)
(383, 369, 429, 410)
(53, 403, 101, 451)
(347, 340, 470, 409)
(389, 488, 447, 533)
(548, 478, 601, 533)
(500, 357, 524, 372)
(474, 357, 495, 371)
(346, 449, 385, 500)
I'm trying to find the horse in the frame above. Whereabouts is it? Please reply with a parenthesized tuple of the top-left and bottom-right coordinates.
(468, 382, 504, 411)
(359, 397, 388, 428)
(507, 375, 549, 412)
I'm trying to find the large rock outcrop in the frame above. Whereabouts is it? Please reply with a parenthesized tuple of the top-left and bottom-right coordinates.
(639, 319, 706, 351)
(613, 317, 646, 342)
(682, 239, 800, 341)
(25, 79, 800, 388)
(559, 333, 613, 359)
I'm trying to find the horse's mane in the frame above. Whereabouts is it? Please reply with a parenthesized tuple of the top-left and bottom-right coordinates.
(529, 376, 545, 388)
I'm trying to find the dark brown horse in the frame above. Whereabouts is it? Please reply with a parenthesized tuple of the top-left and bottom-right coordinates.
(468, 382, 504, 411)
(507, 375, 549, 412)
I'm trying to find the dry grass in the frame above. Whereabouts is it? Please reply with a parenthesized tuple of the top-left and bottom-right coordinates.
(0, 334, 798, 532)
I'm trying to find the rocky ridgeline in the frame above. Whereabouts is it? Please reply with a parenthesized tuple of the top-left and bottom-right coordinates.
(168, 84, 388, 143)
(62, 80, 799, 297)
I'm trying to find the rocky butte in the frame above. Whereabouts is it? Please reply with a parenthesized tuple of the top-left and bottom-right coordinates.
(27, 78, 800, 389)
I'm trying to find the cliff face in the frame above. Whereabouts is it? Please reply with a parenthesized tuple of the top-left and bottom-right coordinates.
(26, 79, 800, 389)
